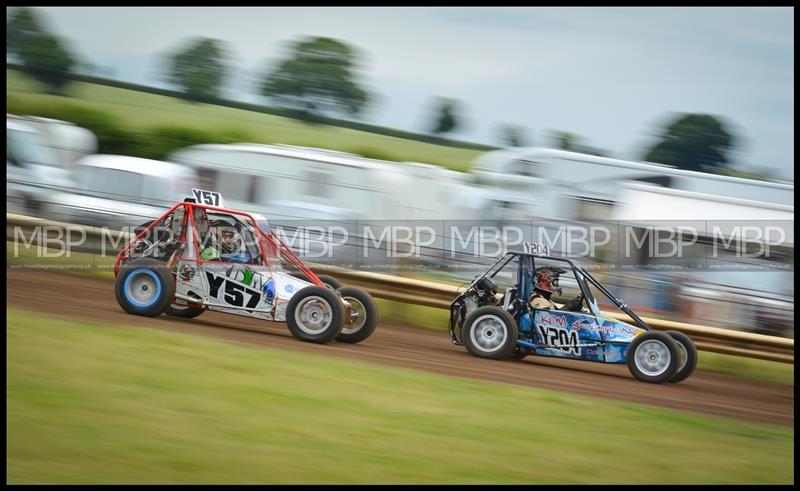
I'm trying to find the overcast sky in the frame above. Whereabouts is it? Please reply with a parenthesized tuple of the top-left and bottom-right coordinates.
(17, 7, 795, 180)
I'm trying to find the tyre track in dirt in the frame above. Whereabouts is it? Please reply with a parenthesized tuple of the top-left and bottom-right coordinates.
(6, 270, 794, 427)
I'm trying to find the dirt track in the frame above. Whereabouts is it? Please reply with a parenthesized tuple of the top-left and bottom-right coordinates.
(6, 270, 794, 427)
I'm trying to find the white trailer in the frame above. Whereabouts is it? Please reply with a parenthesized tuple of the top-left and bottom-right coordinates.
(471, 147, 794, 221)
(167, 143, 489, 222)
(6, 117, 75, 216)
(610, 181, 794, 334)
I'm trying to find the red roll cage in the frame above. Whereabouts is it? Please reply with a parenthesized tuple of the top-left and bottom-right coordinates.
(113, 201, 324, 287)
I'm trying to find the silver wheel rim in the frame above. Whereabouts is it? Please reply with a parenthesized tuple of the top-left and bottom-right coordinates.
(294, 296, 333, 335)
(634, 339, 671, 377)
(469, 314, 508, 353)
(341, 297, 367, 335)
(130, 274, 158, 305)
(675, 341, 688, 372)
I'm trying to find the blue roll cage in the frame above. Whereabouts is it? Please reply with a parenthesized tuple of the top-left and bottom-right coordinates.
(448, 252, 652, 345)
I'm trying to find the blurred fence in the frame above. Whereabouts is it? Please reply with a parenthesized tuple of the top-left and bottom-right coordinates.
(7, 181, 795, 337)
(304, 264, 794, 364)
(6, 212, 794, 363)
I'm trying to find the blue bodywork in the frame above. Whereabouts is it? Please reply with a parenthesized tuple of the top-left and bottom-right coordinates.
(518, 310, 641, 363)
(514, 254, 643, 363)
(450, 252, 647, 364)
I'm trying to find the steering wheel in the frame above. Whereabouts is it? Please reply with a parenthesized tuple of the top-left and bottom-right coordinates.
(563, 294, 585, 312)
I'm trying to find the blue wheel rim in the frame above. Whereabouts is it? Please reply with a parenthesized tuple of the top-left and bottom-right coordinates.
(123, 269, 162, 308)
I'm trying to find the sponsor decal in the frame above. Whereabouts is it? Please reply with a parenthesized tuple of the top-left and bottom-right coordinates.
(571, 318, 590, 331)
(225, 265, 264, 289)
(179, 264, 197, 282)
(285, 284, 295, 293)
(540, 312, 567, 327)
(262, 278, 276, 305)
(569, 318, 638, 336)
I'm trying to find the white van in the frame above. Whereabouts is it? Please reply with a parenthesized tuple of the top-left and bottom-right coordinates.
(13, 115, 98, 171)
(6, 117, 75, 216)
(167, 143, 495, 266)
(48, 154, 198, 229)
(168, 143, 487, 222)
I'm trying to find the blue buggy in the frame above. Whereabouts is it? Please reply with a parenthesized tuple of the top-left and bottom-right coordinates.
(448, 249, 698, 383)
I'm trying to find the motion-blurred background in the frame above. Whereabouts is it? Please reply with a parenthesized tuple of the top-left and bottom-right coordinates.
(6, 6, 794, 337)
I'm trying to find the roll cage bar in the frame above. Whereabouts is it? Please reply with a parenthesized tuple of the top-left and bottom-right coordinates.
(453, 251, 652, 332)
(113, 201, 325, 288)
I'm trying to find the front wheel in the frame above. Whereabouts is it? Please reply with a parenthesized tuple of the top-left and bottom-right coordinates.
(286, 286, 345, 344)
(665, 330, 698, 383)
(627, 331, 679, 384)
(288, 271, 342, 290)
(335, 287, 378, 344)
(463, 306, 519, 359)
(115, 258, 175, 317)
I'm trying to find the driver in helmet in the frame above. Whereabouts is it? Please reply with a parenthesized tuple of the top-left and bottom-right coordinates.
(529, 266, 584, 312)
(200, 220, 251, 263)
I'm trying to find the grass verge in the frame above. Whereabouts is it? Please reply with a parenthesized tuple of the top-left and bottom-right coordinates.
(7, 307, 794, 483)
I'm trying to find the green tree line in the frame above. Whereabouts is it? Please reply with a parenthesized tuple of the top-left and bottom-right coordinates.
(7, 6, 752, 177)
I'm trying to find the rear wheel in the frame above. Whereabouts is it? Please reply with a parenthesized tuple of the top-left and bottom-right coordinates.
(508, 347, 530, 360)
(665, 330, 698, 383)
(463, 306, 519, 359)
(286, 286, 345, 344)
(627, 331, 679, 384)
(164, 303, 205, 319)
(335, 287, 378, 344)
(115, 258, 175, 317)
